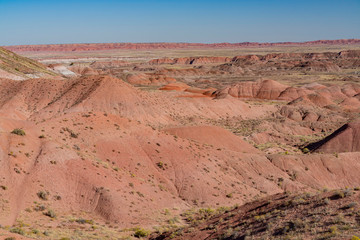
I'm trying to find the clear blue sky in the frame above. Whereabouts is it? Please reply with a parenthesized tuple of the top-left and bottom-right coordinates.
(0, 0, 359, 46)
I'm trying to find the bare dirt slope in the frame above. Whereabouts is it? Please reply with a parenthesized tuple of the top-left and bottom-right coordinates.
(0, 47, 58, 80)
(0, 45, 360, 239)
(1, 73, 360, 239)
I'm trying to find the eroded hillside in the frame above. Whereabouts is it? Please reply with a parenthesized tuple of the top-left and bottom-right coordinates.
(0, 47, 58, 80)
(0, 44, 360, 239)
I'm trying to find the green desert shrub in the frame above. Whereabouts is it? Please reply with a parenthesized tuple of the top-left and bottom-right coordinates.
(11, 128, 26, 136)
(134, 227, 150, 238)
(302, 147, 310, 154)
(37, 190, 49, 200)
(9, 227, 25, 235)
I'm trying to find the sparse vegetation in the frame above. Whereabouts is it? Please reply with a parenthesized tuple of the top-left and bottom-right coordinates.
(75, 218, 94, 224)
(1, 40, 360, 240)
(37, 190, 49, 200)
(44, 209, 56, 218)
(9, 227, 25, 235)
(11, 128, 26, 136)
(225, 193, 233, 198)
(302, 147, 310, 154)
(156, 161, 164, 169)
(33, 203, 46, 211)
(134, 227, 150, 238)
(152, 189, 360, 239)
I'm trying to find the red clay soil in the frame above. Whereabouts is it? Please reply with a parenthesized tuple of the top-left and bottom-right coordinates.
(289, 93, 335, 108)
(159, 82, 191, 91)
(164, 125, 260, 154)
(306, 120, 360, 153)
(213, 79, 290, 100)
(69, 65, 99, 76)
(159, 82, 215, 96)
(150, 189, 360, 240)
(277, 87, 314, 101)
(214, 79, 360, 110)
(127, 73, 176, 86)
(341, 96, 360, 112)
(1, 46, 360, 239)
(1, 74, 360, 233)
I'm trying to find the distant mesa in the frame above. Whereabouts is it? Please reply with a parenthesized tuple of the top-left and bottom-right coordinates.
(148, 49, 360, 72)
(3, 39, 360, 52)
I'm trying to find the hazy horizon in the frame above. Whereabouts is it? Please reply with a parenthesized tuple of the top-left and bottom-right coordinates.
(2, 39, 360, 47)
(1, 0, 359, 46)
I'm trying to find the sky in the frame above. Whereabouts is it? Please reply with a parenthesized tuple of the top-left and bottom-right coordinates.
(0, 0, 359, 46)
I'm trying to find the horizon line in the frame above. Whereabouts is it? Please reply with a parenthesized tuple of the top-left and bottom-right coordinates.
(3, 38, 360, 47)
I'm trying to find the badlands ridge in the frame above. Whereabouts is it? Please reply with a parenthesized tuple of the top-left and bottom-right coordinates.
(0, 41, 360, 239)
